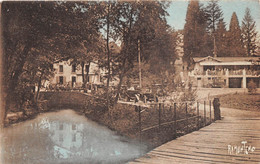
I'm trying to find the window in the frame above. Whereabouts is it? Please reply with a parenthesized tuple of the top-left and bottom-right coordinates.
(59, 65, 63, 72)
(72, 64, 76, 72)
(197, 77, 201, 80)
(59, 76, 64, 85)
(204, 66, 215, 71)
(59, 123, 63, 130)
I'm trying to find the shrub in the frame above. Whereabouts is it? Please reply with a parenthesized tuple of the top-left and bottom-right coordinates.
(248, 80, 257, 94)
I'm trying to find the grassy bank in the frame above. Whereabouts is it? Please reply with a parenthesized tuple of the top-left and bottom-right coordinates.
(85, 103, 206, 149)
(204, 92, 260, 111)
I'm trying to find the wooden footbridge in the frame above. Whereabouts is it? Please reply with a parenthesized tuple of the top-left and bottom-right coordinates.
(130, 107, 260, 164)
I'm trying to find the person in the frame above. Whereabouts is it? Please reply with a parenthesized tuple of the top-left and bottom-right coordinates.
(213, 98, 221, 120)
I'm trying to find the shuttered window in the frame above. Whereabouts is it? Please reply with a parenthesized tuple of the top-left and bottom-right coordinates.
(72, 64, 76, 72)
(59, 65, 63, 72)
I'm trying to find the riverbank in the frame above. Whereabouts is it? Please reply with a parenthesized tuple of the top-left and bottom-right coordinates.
(4, 91, 209, 150)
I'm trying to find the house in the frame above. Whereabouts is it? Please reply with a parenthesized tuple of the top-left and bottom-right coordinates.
(188, 56, 260, 88)
(47, 60, 106, 90)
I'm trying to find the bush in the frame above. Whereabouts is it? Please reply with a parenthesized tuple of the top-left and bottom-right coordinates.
(248, 80, 257, 94)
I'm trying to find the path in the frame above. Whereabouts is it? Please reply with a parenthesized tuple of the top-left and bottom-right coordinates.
(130, 104, 260, 163)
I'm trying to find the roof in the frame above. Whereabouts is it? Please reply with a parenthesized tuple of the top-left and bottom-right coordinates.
(193, 56, 260, 63)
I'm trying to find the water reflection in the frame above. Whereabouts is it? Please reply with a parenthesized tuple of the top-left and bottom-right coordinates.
(2, 110, 147, 164)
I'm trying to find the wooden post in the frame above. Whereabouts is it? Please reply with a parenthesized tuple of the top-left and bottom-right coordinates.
(197, 102, 199, 130)
(158, 103, 161, 135)
(204, 101, 206, 126)
(138, 39, 142, 88)
(209, 100, 212, 123)
(139, 106, 141, 143)
(174, 103, 177, 137)
(185, 102, 188, 132)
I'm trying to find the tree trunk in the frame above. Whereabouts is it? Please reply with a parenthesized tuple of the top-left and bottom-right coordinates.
(84, 61, 90, 89)
(106, 3, 111, 110)
(114, 58, 127, 105)
(35, 70, 44, 109)
(81, 61, 85, 88)
(4, 44, 31, 122)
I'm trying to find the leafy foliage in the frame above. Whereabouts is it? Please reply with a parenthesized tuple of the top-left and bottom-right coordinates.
(2, 2, 104, 118)
(248, 80, 257, 94)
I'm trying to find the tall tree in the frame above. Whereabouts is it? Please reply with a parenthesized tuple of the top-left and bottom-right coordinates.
(205, 0, 223, 57)
(241, 8, 258, 56)
(183, 0, 209, 67)
(227, 12, 245, 56)
(99, 1, 175, 104)
(215, 20, 228, 57)
(205, 0, 223, 33)
(2, 1, 103, 122)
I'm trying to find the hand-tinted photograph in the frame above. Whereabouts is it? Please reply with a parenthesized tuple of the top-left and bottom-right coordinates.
(0, 0, 259, 163)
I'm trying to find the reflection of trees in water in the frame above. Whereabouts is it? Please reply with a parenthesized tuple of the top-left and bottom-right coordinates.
(3, 121, 55, 163)
(3, 111, 146, 163)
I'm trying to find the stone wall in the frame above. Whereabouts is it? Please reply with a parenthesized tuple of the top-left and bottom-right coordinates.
(39, 91, 106, 112)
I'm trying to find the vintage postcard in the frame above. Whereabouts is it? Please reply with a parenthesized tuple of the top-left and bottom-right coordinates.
(0, 0, 259, 163)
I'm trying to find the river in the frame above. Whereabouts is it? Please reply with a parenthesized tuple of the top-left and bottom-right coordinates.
(1, 110, 147, 164)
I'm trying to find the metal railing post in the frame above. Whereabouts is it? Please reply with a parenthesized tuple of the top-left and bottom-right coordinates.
(139, 106, 141, 143)
(197, 102, 199, 130)
(158, 103, 161, 135)
(209, 100, 212, 123)
(185, 102, 188, 132)
(174, 103, 177, 137)
(204, 101, 206, 126)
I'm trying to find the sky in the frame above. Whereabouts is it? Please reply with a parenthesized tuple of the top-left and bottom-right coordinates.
(166, 0, 260, 32)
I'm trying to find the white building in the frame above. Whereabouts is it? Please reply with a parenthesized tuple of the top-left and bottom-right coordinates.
(49, 60, 106, 89)
(188, 56, 260, 88)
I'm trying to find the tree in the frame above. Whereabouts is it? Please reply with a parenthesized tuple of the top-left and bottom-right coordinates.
(205, 0, 223, 33)
(215, 20, 229, 57)
(98, 1, 175, 104)
(2, 2, 62, 119)
(227, 12, 245, 56)
(241, 8, 258, 56)
(183, 0, 209, 67)
(2, 1, 104, 122)
(205, 0, 223, 57)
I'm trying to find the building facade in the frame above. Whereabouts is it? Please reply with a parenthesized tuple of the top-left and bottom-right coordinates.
(48, 60, 106, 89)
(188, 56, 260, 88)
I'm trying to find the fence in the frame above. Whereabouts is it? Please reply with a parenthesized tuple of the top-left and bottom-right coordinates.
(135, 100, 215, 145)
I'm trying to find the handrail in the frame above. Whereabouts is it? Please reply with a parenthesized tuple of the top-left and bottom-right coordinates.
(141, 115, 199, 133)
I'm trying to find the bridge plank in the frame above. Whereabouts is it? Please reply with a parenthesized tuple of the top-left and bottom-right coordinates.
(130, 116, 260, 163)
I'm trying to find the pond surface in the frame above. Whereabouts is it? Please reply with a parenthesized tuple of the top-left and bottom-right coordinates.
(1, 110, 147, 164)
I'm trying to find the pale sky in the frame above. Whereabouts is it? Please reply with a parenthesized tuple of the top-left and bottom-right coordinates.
(166, 0, 260, 33)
